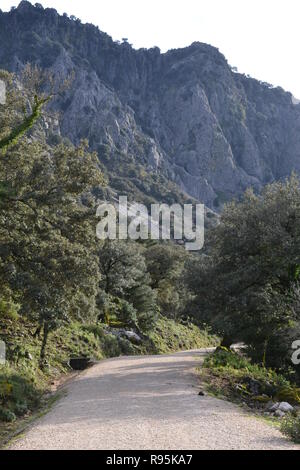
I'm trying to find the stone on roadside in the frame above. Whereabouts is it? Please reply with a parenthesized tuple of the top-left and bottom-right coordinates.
(278, 402, 294, 413)
(123, 331, 142, 344)
(269, 403, 280, 412)
(265, 401, 276, 411)
(274, 409, 286, 418)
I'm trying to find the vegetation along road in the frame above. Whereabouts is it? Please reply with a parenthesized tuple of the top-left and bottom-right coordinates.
(7, 350, 300, 450)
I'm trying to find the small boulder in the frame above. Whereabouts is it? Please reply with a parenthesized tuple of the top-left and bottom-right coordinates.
(25, 351, 33, 361)
(265, 401, 276, 411)
(274, 409, 286, 418)
(269, 403, 280, 412)
(244, 377, 262, 395)
(123, 331, 142, 345)
(278, 402, 294, 413)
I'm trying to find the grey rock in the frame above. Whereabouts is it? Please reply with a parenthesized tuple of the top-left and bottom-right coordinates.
(265, 401, 276, 411)
(106, 328, 143, 345)
(278, 402, 294, 413)
(274, 409, 286, 418)
(244, 377, 262, 395)
(269, 403, 280, 412)
(24, 351, 33, 361)
(123, 331, 142, 345)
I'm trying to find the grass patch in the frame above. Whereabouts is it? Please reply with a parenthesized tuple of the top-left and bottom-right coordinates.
(141, 316, 219, 354)
(201, 348, 300, 410)
(0, 367, 41, 422)
(0, 389, 64, 449)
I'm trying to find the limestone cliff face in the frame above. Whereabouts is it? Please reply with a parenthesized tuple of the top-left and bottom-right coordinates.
(1, 1, 300, 210)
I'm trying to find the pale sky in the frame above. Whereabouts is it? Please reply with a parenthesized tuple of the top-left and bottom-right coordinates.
(1, 0, 300, 97)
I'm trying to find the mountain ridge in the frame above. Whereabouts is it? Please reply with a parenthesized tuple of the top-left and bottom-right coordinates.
(1, 1, 300, 210)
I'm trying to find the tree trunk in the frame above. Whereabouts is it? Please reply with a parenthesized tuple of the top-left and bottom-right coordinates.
(40, 323, 49, 361)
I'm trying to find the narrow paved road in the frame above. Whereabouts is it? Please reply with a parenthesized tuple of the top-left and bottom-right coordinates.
(8, 350, 300, 450)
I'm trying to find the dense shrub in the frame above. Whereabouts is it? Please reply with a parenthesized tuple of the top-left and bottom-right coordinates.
(202, 349, 300, 406)
(0, 407, 16, 423)
(0, 369, 41, 422)
(281, 415, 300, 443)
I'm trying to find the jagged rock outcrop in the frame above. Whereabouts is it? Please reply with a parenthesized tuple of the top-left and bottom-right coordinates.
(1, 1, 300, 210)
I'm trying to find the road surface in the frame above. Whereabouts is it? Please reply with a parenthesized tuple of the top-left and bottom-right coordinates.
(8, 350, 300, 450)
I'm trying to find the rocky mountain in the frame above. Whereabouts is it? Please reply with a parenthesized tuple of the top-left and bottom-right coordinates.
(1, 1, 300, 211)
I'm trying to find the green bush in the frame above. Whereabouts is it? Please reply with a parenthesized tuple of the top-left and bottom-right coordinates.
(205, 347, 249, 369)
(14, 402, 29, 417)
(0, 407, 16, 423)
(101, 334, 121, 358)
(0, 297, 19, 321)
(6, 374, 40, 407)
(281, 415, 300, 443)
(202, 348, 298, 405)
(146, 316, 219, 354)
(204, 348, 290, 387)
(0, 369, 41, 422)
(82, 323, 105, 339)
(118, 338, 136, 356)
(116, 301, 138, 329)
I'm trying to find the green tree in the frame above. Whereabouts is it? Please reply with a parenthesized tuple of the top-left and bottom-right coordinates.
(145, 243, 189, 319)
(0, 71, 105, 361)
(97, 240, 157, 332)
(185, 177, 300, 368)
